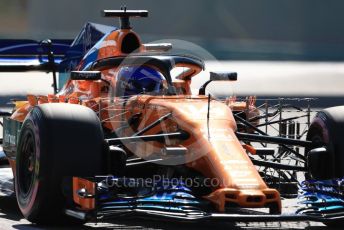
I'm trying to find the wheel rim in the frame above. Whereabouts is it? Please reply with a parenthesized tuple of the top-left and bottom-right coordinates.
(18, 131, 36, 197)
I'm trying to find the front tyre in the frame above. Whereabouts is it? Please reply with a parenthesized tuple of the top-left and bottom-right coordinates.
(16, 103, 104, 225)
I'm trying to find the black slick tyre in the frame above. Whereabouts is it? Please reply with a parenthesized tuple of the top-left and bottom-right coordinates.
(15, 103, 104, 225)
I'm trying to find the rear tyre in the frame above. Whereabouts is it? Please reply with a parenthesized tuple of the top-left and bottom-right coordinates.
(306, 106, 344, 227)
(306, 106, 344, 179)
(15, 103, 104, 225)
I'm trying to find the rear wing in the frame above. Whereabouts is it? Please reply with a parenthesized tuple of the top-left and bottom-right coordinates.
(0, 39, 72, 72)
(0, 39, 73, 93)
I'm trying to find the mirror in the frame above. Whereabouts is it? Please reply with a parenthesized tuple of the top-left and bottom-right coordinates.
(210, 71, 237, 81)
(199, 71, 238, 95)
(70, 71, 101, 81)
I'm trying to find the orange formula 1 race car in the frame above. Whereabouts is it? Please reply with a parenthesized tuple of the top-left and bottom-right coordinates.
(1, 9, 344, 227)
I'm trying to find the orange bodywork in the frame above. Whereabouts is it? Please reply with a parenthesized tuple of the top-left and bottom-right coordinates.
(122, 95, 280, 212)
(9, 27, 281, 213)
(72, 177, 96, 210)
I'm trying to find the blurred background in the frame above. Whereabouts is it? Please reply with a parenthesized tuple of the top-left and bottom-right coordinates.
(2, 0, 344, 60)
(0, 0, 344, 105)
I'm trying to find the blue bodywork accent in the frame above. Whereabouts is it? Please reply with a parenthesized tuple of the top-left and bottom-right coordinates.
(297, 178, 344, 214)
(97, 178, 208, 214)
(58, 22, 117, 89)
(59, 22, 117, 72)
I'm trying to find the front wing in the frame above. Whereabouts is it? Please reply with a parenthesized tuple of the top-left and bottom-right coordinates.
(66, 176, 344, 224)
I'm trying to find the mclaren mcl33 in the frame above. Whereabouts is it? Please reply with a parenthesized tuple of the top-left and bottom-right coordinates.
(0, 9, 344, 227)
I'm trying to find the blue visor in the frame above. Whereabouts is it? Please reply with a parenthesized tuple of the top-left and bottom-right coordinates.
(117, 66, 164, 96)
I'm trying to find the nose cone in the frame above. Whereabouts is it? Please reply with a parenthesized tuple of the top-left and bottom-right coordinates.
(204, 188, 281, 214)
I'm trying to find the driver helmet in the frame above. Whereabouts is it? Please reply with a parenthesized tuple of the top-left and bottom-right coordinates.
(116, 66, 164, 96)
